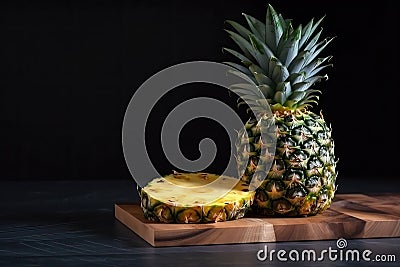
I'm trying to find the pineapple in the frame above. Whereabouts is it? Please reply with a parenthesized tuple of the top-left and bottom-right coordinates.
(224, 4, 338, 216)
(140, 172, 254, 223)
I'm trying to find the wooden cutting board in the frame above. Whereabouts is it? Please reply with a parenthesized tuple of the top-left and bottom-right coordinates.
(114, 193, 400, 247)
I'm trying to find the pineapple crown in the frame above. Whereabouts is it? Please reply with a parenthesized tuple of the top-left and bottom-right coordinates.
(223, 4, 335, 113)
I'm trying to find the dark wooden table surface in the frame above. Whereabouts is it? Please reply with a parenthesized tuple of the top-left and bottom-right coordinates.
(1, 178, 399, 267)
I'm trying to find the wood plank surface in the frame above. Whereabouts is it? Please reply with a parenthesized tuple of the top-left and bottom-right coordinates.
(114, 194, 400, 247)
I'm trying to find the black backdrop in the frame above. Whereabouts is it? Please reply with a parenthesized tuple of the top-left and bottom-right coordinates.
(1, 0, 398, 184)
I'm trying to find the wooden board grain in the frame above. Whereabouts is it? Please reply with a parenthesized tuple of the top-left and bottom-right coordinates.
(114, 194, 400, 247)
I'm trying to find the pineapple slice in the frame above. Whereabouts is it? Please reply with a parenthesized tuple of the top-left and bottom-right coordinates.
(140, 172, 254, 223)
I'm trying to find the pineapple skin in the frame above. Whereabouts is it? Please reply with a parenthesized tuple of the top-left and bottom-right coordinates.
(236, 110, 337, 216)
(140, 173, 254, 223)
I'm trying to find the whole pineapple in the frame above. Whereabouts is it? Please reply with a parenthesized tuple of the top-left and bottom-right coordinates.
(225, 4, 337, 216)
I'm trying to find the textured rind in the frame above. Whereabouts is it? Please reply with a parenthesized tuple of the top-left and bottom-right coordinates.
(140, 173, 254, 223)
(236, 111, 337, 217)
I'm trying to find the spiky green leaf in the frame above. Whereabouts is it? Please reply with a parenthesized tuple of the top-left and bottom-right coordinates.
(222, 48, 253, 67)
(301, 56, 332, 76)
(307, 64, 333, 78)
(292, 82, 311, 92)
(273, 91, 286, 105)
(299, 16, 324, 49)
(299, 19, 314, 49)
(288, 91, 306, 101)
(225, 30, 256, 61)
(243, 13, 266, 42)
(223, 61, 253, 77)
(227, 31, 269, 71)
(304, 28, 323, 51)
(275, 82, 291, 96)
(287, 73, 305, 84)
(228, 69, 258, 85)
(265, 4, 283, 53)
(288, 51, 310, 73)
(272, 62, 289, 83)
(278, 24, 301, 66)
(304, 37, 335, 66)
(225, 20, 252, 41)
(249, 64, 275, 87)
(248, 34, 275, 61)
(230, 83, 264, 98)
(258, 84, 274, 98)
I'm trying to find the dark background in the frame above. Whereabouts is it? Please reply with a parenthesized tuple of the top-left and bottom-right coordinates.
(1, 0, 398, 188)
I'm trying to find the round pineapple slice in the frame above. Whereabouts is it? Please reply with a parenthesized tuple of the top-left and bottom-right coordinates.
(140, 172, 254, 223)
